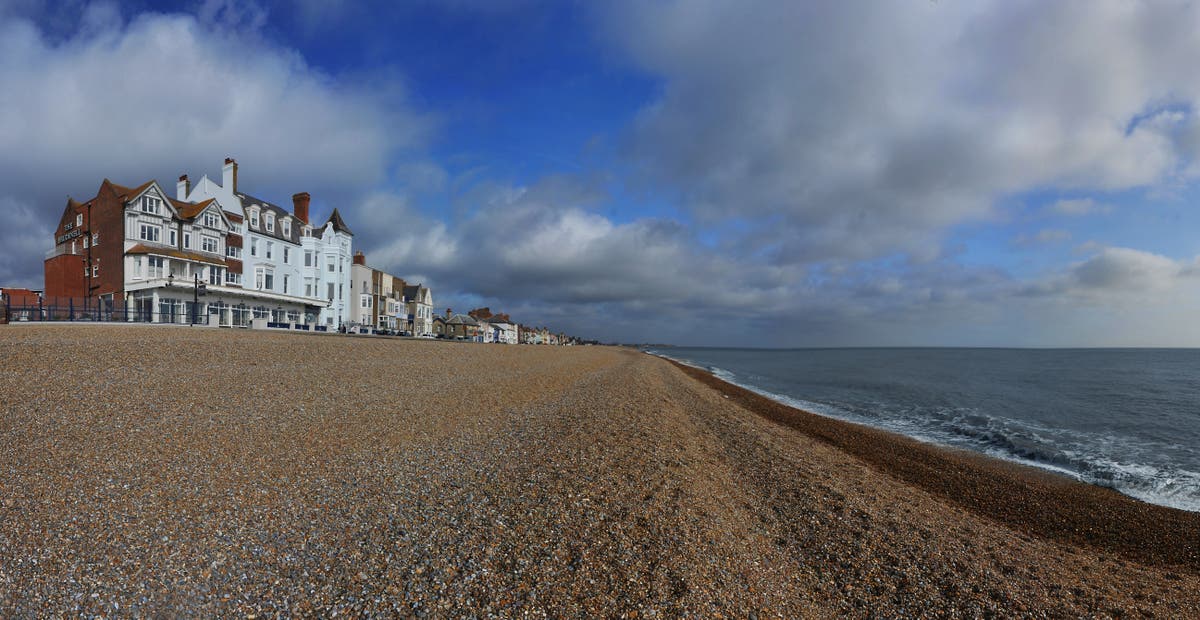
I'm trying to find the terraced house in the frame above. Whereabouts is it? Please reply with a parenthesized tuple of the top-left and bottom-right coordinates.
(44, 177, 294, 326)
(180, 158, 354, 327)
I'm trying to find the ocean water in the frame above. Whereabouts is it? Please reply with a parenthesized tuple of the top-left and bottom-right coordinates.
(647, 347, 1200, 512)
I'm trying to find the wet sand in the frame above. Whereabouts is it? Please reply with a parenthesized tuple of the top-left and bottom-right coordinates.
(1, 325, 1197, 616)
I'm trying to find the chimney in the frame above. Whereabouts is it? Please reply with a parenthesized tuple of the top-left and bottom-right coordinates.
(176, 174, 190, 200)
(353, 251, 366, 266)
(222, 157, 238, 192)
(292, 192, 310, 224)
(446, 308, 452, 319)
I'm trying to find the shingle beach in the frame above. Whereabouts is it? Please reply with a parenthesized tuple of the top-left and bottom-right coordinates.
(2, 325, 1197, 617)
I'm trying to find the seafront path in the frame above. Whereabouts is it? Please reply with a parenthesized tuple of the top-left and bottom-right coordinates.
(1, 325, 1197, 616)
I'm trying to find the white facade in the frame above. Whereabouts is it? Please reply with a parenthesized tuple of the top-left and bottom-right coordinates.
(181, 159, 345, 325)
(120, 179, 317, 326)
(301, 222, 353, 328)
(491, 321, 518, 344)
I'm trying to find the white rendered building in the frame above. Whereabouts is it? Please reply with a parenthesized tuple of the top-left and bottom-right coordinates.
(180, 158, 351, 326)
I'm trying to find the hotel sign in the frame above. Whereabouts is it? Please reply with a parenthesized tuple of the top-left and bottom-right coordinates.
(56, 229, 82, 245)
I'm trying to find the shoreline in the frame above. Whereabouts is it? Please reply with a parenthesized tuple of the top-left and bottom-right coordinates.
(662, 356, 1200, 572)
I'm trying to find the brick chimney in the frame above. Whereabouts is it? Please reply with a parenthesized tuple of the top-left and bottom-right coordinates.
(292, 192, 310, 224)
(446, 308, 452, 319)
(176, 174, 190, 200)
(222, 157, 238, 192)
(353, 251, 366, 266)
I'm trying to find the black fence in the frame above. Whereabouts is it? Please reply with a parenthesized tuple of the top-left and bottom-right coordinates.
(1, 296, 334, 332)
(0, 296, 181, 323)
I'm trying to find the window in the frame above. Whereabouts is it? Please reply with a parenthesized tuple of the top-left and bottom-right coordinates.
(148, 256, 165, 278)
(282, 219, 291, 237)
(183, 232, 191, 249)
(76, 213, 83, 226)
(265, 213, 275, 233)
(266, 242, 273, 260)
(83, 236, 89, 249)
(304, 251, 313, 267)
(169, 229, 177, 247)
(250, 239, 258, 256)
(283, 247, 290, 264)
(226, 245, 241, 259)
(361, 295, 371, 309)
(282, 274, 290, 295)
(92, 233, 99, 246)
(92, 261, 99, 277)
(231, 222, 242, 234)
(201, 236, 218, 253)
(141, 196, 161, 214)
(328, 262, 334, 272)
(327, 283, 335, 300)
(139, 224, 161, 243)
(249, 210, 259, 228)
(255, 267, 274, 290)
(225, 271, 242, 285)
(132, 257, 142, 279)
(209, 268, 221, 286)
(203, 213, 219, 228)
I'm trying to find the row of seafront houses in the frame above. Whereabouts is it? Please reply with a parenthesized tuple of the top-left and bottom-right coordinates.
(3, 158, 579, 344)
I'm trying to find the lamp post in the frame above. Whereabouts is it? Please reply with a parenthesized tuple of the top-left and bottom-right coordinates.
(193, 273, 200, 325)
(167, 273, 174, 323)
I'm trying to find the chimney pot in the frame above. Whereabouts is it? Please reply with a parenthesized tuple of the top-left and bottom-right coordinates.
(353, 251, 366, 266)
(292, 192, 311, 224)
(222, 158, 238, 193)
(176, 174, 191, 200)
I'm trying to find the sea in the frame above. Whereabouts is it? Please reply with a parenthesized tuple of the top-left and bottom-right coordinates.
(646, 347, 1200, 513)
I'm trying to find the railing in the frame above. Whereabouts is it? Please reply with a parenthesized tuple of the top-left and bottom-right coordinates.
(0, 296, 206, 324)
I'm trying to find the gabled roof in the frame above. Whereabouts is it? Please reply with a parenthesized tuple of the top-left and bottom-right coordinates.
(326, 208, 353, 235)
(175, 198, 217, 220)
(446, 313, 478, 325)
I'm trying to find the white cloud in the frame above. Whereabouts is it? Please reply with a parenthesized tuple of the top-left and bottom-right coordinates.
(0, 6, 429, 217)
(602, 0, 1200, 264)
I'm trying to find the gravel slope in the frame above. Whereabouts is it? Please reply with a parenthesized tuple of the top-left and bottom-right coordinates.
(1, 325, 1197, 617)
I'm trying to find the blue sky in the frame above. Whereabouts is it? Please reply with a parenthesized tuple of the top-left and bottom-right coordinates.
(6, 0, 1200, 346)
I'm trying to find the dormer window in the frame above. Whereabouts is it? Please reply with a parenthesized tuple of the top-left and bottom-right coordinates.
(141, 196, 161, 215)
(203, 212, 219, 228)
(265, 213, 275, 233)
(282, 218, 291, 237)
(249, 209, 259, 228)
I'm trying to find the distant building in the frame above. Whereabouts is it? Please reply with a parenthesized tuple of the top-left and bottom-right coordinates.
(402, 283, 434, 336)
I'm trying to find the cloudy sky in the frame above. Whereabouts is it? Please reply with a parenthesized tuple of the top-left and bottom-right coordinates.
(6, 0, 1200, 346)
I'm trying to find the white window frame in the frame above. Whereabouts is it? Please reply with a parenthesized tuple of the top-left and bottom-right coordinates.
(249, 210, 259, 228)
(201, 236, 218, 253)
(139, 223, 161, 243)
(141, 196, 161, 215)
(265, 213, 275, 233)
(183, 232, 191, 249)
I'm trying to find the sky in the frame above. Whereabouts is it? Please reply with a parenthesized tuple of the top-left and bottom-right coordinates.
(5, 0, 1200, 346)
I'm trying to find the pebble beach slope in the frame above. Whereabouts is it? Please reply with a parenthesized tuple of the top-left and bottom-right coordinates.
(1, 325, 1197, 617)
